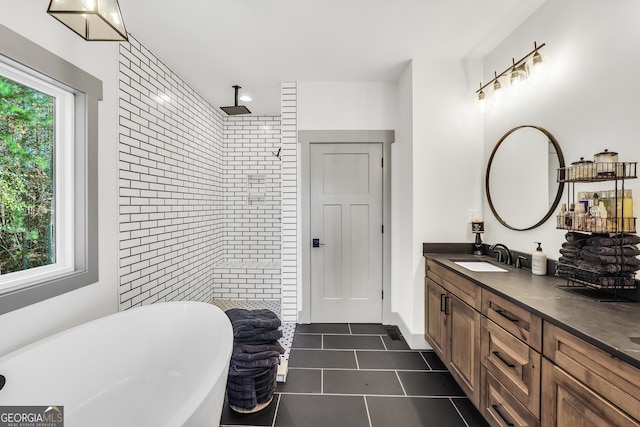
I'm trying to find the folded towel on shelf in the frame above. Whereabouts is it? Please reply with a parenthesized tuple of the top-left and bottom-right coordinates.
(580, 250, 640, 266)
(565, 232, 591, 243)
(585, 234, 640, 247)
(582, 245, 640, 257)
(559, 247, 580, 258)
(558, 256, 578, 266)
(576, 260, 640, 274)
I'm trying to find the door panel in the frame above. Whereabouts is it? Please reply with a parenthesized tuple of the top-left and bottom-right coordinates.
(310, 143, 383, 323)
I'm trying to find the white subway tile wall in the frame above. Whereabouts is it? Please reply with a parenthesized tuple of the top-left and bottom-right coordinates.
(118, 36, 282, 309)
(280, 82, 298, 322)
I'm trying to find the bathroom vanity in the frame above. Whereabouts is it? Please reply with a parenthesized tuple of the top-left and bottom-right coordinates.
(424, 248, 640, 427)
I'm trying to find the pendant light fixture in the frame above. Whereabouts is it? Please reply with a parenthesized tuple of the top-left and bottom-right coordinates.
(525, 42, 550, 85)
(47, 0, 128, 41)
(475, 41, 548, 112)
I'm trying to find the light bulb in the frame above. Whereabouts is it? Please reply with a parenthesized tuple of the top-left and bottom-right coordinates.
(476, 89, 488, 113)
(526, 51, 550, 85)
(492, 77, 506, 107)
(507, 63, 527, 97)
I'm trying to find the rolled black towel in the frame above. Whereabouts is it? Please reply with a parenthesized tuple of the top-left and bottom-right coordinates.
(582, 245, 640, 257)
(233, 342, 285, 354)
(580, 250, 640, 266)
(232, 349, 283, 362)
(585, 234, 640, 247)
(233, 329, 283, 343)
(565, 232, 590, 243)
(226, 309, 281, 336)
(230, 356, 281, 370)
(576, 260, 640, 274)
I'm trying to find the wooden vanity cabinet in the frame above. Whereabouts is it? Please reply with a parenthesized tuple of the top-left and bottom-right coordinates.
(542, 322, 640, 426)
(480, 291, 542, 426)
(425, 260, 481, 406)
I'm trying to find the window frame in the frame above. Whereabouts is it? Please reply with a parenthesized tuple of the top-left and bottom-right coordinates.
(0, 23, 102, 315)
(0, 62, 76, 290)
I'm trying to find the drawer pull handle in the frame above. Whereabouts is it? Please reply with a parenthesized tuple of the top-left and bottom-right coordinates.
(495, 309, 519, 323)
(491, 404, 515, 427)
(492, 351, 516, 368)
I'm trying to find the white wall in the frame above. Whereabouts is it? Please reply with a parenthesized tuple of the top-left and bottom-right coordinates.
(401, 59, 484, 344)
(0, 1, 118, 355)
(482, 0, 640, 258)
(298, 82, 397, 130)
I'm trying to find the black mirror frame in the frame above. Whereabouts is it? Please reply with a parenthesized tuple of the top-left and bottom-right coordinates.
(485, 125, 565, 231)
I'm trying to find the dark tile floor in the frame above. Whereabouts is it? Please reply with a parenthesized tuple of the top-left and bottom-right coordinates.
(220, 323, 489, 427)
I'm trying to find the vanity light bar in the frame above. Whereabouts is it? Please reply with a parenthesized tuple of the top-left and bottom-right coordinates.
(476, 41, 547, 95)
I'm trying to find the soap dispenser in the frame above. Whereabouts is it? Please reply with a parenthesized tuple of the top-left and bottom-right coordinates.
(532, 242, 547, 276)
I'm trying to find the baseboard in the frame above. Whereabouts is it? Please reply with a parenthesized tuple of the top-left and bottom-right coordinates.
(385, 311, 432, 351)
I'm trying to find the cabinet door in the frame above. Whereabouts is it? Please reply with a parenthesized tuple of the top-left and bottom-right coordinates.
(449, 293, 481, 407)
(482, 318, 541, 417)
(425, 278, 447, 361)
(541, 359, 640, 427)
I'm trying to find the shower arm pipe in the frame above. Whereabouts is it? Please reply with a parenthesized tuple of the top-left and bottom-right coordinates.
(475, 42, 546, 94)
(232, 85, 240, 106)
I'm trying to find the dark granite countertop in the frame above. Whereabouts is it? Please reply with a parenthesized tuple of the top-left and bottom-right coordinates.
(423, 247, 640, 370)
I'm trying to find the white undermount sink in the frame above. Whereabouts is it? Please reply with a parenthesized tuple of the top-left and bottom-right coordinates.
(453, 261, 508, 272)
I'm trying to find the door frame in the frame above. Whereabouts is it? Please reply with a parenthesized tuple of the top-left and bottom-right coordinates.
(299, 130, 394, 324)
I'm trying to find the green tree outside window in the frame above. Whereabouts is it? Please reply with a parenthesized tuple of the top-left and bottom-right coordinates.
(0, 75, 55, 275)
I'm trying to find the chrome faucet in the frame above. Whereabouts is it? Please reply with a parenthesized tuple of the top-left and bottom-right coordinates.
(489, 243, 513, 265)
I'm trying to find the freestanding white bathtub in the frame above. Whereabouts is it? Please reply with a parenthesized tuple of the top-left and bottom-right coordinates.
(0, 301, 233, 427)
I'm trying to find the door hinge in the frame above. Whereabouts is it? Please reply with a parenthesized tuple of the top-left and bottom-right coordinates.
(382, 290, 384, 300)
(381, 157, 384, 167)
(381, 225, 384, 233)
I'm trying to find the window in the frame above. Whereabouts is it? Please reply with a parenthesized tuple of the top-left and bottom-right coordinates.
(0, 24, 102, 315)
(0, 64, 75, 291)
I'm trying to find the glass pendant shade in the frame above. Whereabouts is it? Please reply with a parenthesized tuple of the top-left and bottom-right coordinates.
(507, 64, 527, 97)
(47, 0, 128, 41)
(492, 78, 506, 107)
(476, 89, 488, 113)
(525, 51, 550, 85)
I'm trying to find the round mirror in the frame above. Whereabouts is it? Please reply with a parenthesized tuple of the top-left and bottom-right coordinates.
(486, 125, 565, 231)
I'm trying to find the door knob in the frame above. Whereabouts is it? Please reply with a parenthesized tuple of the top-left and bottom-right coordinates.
(312, 238, 325, 248)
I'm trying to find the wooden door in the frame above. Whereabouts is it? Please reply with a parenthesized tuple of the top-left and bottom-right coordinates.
(449, 294, 481, 407)
(541, 358, 640, 427)
(425, 278, 447, 361)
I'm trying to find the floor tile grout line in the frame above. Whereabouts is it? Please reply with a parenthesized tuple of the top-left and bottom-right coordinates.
(419, 351, 433, 370)
(354, 350, 360, 370)
(449, 397, 472, 427)
(320, 368, 324, 394)
(394, 370, 408, 396)
(290, 347, 427, 353)
(271, 393, 282, 427)
(380, 334, 388, 351)
(273, 390, 467, 399)
(363, 395, 373, 427)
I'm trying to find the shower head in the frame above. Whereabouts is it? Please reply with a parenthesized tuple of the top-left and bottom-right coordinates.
(220, 85, 251, 115)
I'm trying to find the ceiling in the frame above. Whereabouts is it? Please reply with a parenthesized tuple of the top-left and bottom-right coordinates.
(119, 0, 547, 116)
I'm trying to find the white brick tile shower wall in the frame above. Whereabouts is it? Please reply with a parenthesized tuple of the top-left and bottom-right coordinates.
(213, 116, 282, 299)
(118, 36, 282, 309)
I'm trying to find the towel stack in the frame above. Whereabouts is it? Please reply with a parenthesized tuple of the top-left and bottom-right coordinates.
(557, 232, 640, 288)
(225, 308, 284, 413)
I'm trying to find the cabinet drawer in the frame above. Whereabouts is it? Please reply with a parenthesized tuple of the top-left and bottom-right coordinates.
(482, 290, 542, 352)
(482, 318, 541, 418)
(426, 260, 481, 310)
(481, 367, 540, 427)
(541, 358, 640, 427)
(543, 322, 640, 422)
